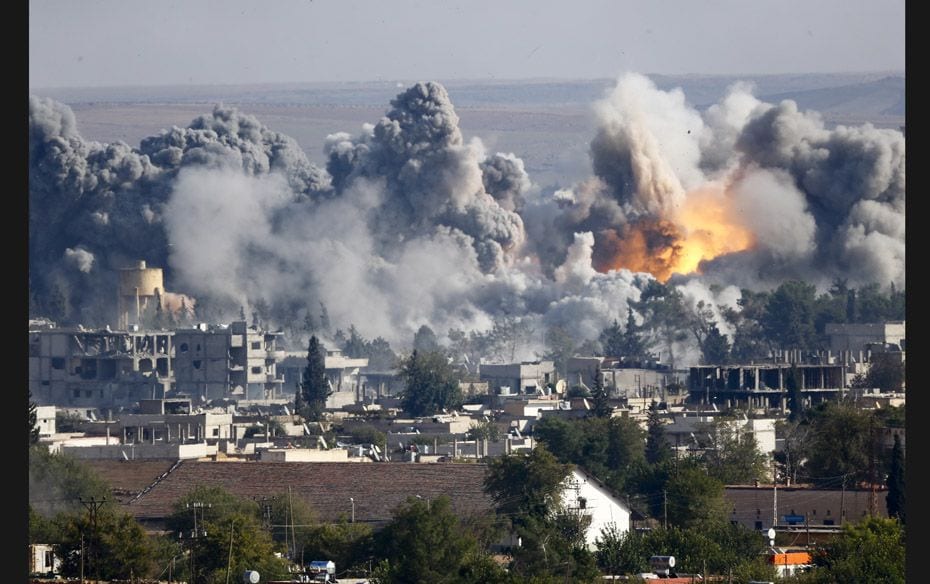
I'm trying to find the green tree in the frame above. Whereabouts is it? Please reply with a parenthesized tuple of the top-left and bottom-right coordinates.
(700, 417, 770, 485)
(632, 281, 689, 369)
(29, 505, 61, 544)
(319, 301, 332, 334)
(589, 365, 611, 418)
(533, 416, 644, 494)
(54, 505, 155, 581)
(342, 324, 368, 358)
(29, 389, 40, 445)
(594, 523, 651, 576)
(413, 324, 440, 353)
(865, 352, 905, 392)
(799, 517, 905, 584)
(370, 495, 507, 584)
(467, 419, 502, 443)
(664, 463, 729, 529)
(366, 337, 398, 371)
(484, 447, 599, 582)
(303, 520, 373, 576)
(763, 280, 818, 350)
(800, 402, 871, 488)
(168, 486, 289, 584)
(722, 289, 771, 362)
(786, 366, 803, 422)
(399, 350, 463, 417)
(266, 493, 318, 558)
(599, 319, 625, 357)
(645, 401, 672, 466)
(621, 306, 648, 361)
(701, 323, 731, 365)
(886, 433, 905, 523)
(29, 446, 111, 518)
(301, 335, 331, 421)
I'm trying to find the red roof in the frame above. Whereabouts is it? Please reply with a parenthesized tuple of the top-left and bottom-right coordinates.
(103, 460, 494, 526)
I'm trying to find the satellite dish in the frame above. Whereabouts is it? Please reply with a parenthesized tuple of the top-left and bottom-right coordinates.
(767, 527, 776, 545)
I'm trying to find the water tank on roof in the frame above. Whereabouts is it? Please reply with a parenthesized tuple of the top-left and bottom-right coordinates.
(649, 555, 675, 575)
(242, 570, 260, 583)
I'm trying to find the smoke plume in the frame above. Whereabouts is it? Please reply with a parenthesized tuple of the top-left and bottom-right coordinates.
(29, 74, 904, 367)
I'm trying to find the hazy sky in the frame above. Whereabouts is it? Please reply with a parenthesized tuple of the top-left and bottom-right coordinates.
(30, 0, 904, 89)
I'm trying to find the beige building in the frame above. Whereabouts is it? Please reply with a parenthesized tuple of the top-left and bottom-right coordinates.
(28, 326, 174, 408)
(117, 260, 165, 330)
(173, 321, 286, 402)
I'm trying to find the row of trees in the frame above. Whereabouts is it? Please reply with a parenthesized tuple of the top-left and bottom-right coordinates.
(28, 434, 905, 583)
(549, 279, 905, 372)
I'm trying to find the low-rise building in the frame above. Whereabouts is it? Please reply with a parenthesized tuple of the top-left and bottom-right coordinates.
(480, 360, 556, 396)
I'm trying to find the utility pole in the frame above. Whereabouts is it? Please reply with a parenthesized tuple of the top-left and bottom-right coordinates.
(868, 416, 878, 517)
(841, 474, 847, 526)
(773, 459, 778, 529)
(185, 501, 209, 584)
(80, 497, 106, 584)
(225, 522, 235, 584)
(663, 489, 668, 529)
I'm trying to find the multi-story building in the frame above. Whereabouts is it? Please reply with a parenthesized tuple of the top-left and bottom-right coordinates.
(28, 326, 174, 409)
(173, 321, 286, 402)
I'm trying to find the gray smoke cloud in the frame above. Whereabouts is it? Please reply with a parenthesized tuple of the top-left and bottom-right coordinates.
(541, 73, 904, 293)
(29, 75, 904, 367)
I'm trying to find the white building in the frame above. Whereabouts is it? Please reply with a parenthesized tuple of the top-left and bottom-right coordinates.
(563, 468, 632, 550)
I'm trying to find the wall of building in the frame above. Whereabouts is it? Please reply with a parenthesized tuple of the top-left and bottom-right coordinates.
(826, 321, 906, 353)
(62, 441, 212, 460)
(29, 329, 174, 408)
(258, 448, 351, 462)
(564, 469, 630, 549)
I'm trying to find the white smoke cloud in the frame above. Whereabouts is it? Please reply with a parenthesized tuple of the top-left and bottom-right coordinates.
(64, 247, 95, 273)
(29, 75, 904, 368)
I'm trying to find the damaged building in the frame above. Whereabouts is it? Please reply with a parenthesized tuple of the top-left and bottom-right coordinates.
(29, 319, 289, 409)
(689, 352, 851, 411)
(566, 356, 686, 401)
(173, 321, 286, 403)
(28, 326, 174, 409)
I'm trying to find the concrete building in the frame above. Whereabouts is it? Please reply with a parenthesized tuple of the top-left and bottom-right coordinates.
(29, 543, 61, 577)
(661, 413, 777, 457)
(479, 360, 556, 396)
(689, 362, 848, 411)
(56, 398, 231, 460)
(117, 260, 165, 330)
(279, 349, 369, 407)
(826, 321, 906, 354)
(29, 326, 175, 408)
(34, 405, 57, 437)
(173, 321, 285, 402)
(566, 356, 686, 401)
(118, 399, 234, 445)
(725, 485, 886, 531)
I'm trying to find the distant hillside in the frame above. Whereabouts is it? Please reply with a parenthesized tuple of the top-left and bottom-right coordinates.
(33, 72, 905, 114)
(759, 75, 905, 117)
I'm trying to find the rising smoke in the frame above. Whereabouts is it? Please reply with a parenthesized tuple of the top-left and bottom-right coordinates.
(28, 75, 904, 366)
